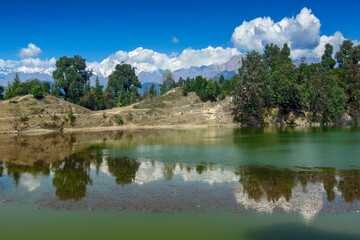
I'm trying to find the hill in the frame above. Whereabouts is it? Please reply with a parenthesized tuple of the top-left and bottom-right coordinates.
(0, 88, 235, 134)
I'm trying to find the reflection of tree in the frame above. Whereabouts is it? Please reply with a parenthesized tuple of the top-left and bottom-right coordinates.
(338, 169, 360, 202)
(237, 166, 296, 202)
(319, 168, 337, 201)
(107, 156, 140, 185)
(87, 145, 104, 175)
(52, 153, 92, 201)
(163, 162, 177, 180)
(0, 161, 3, 177)
(5, 160, 50, 186)
(236, 166, 360, 204)
(196, 164, 207, 175)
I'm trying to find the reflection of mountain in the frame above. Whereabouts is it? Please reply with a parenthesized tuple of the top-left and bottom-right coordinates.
(234, 182, 324, 220)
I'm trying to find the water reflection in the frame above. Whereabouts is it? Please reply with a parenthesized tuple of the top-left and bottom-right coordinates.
(1, 150, 360, 218)
(51, 152, 92, 201)
(0, 128, 360, 217)
(0, 161, 3, 177)
(6, 160, 50, 186)
(107, 157, 140, 185)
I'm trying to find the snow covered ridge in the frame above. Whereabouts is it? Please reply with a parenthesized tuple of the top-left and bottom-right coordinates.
(86, 46, 241, 77)
(0, 50, 244, 85)
(0, 58, 56, 75)
(0, 46, 240, 77)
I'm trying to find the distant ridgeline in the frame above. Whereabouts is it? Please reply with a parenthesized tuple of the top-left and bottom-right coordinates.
(0, 40, 359, 126)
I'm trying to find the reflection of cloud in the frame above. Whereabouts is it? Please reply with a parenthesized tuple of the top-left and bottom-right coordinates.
(19, 173, 41, 192)
(234, 182, 324, 221)
(135, 161, 164, 184)
(90, 160, 111, 176)
(134, 161, 238, 185)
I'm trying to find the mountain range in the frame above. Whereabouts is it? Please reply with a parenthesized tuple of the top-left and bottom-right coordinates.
(0, 55, 244, 88)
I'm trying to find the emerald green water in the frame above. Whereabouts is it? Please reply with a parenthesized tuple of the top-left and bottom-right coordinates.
(1, 127, 360, 239)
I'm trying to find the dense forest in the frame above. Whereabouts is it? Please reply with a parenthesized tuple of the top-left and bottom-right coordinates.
(1, 40, 359, 126)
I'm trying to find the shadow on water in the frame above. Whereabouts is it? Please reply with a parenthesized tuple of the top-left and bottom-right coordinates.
(246, 223, 360, 240)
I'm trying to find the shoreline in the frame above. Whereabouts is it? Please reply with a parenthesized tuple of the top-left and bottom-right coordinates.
(0, 123, 240, 137)
(1, 123, 357, 138)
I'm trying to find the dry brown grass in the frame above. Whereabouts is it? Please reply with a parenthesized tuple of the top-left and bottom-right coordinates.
(0, 88, 234, 134)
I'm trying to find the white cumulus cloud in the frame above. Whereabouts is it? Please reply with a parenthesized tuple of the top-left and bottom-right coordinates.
(0, 59, 18, 68)
(231, 7, 353, 59)
(19, 43, 42, 58)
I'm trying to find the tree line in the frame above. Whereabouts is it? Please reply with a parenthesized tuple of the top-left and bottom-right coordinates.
(1, 56, 142, 111)
(156, 40, 359, 126)
(1, 73, 50, 100)
(232, 40, 360, 125)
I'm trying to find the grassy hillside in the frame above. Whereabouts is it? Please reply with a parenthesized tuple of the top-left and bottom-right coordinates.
(0, 87, 234, 134)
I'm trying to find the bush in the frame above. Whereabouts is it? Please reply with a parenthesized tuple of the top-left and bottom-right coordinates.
(20, 116, 29, 123)
(68, 107, 75, 126)
(116, 115, 124, 125)
(31, 85, 43, 99)
(127, 110, 133, 121)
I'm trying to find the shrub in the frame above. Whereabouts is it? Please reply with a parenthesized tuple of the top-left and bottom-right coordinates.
(31, 85, 43, 99)
(116, 115, 124, 125)
(20, 116, 29, 123)
(68, 107, 75, 126)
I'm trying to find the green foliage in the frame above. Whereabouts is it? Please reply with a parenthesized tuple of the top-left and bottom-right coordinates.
(103, 92, 116, 109)
(305, 65, 346, 123)
(5, 73, 21, 99)
(41, 81, 51, 94)
(80, 92, 98, 110)
(231, 41, 356, 125)
(149, 84, 156, 97)
(93, 76, 105, 110)
(0, 85, 4, 100)
(205, 80, 217, 101)
(130, 87, 137, 104)
(321, 43, 336, 69)
(340, 44, 360, 120)
(233, 52, 267, 125)
(4, 74, 50, 100)
(52, 55, 92, 103)
(177, 77, 185, 87)
(105, 63, 141, 107)
(68, 107, 75, 126)
(20, 116, 29, 123)
(182, 74, 237, 101)
(219, 74, 225, 85)
(160, 69, 175, 94)
(233, 81, 264, 125)
(31, 84, 43, 99)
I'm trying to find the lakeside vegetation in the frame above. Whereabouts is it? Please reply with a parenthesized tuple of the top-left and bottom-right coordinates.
(1, 40, 359, 126)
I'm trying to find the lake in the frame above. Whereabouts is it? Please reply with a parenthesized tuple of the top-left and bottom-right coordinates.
(1, 127, 360, 240)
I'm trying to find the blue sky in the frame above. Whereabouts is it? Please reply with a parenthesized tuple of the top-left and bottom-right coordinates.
(0, 0, 359, 78)
(1, 0, 359, 61)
